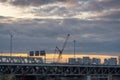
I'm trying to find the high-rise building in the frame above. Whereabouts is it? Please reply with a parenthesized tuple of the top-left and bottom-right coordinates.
(68, 58, 83, 64)
(103, 59, 109, 65)
(76, 58, 82, 64)
(68, 58, 76, 64)
(104, 58, 117, 65)
(92, 58, 101, 65)
(108, 58, 117, 65)
(83, 57, 91, 64)
(118, 56, 120, 65)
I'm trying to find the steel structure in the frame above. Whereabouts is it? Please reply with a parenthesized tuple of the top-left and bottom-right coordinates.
(0, 56, 120, 80)
(55, 34, 70, 62)
(0, 63, 120, 76)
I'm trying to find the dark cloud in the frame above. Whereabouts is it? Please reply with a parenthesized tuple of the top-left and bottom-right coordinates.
(0, 0, 7, 2)
(0, 0, 120, 55)
(0, 0, 119, 21)
(78, 0, 104, 11)
(0, 0, 67, 6)
(0, 16, 14, 23)
(0, 16, 6, 19)
(0, 18, 120, 55)
(101, 10, 120, 20)
(0, 16, 12, 19)
(100, 0, 120, 9)
(0, 0, 119, 11)
(75, 41, 120, 53)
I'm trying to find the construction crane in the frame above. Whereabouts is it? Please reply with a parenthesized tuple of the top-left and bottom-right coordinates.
(55, 34, 70, 62)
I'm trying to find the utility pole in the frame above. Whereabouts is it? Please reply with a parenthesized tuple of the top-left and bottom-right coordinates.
(74, 40, 76, 58)
(10, 33, 13, 57)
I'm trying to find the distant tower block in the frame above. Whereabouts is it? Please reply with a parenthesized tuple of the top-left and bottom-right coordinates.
(118, 56, 120, 65)
(29, 51, 34, 56)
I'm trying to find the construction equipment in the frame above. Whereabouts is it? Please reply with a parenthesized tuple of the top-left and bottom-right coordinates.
(55, 34, 70, 62)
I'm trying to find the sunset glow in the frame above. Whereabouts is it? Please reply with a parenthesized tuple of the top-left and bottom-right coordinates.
(0, 53, 118, 63)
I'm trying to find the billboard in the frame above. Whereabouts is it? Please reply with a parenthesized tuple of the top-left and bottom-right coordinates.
(35, 51, 39, 56)
(40, 50, 46, 56)
(29, 51, 34, 56)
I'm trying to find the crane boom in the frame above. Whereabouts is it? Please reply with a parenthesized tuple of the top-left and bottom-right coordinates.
(56, 34, 70, 62)
(61, 34, 70, 52)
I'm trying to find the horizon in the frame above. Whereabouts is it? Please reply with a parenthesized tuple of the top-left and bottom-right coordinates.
(0, 53, 120, 63)
(0, 52, 118, 58)
(0, 51, 120, 56)
(0, 52, 118, 63)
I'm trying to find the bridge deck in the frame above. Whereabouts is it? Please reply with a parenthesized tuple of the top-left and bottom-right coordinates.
(0, 63, 120, 75)
(0, 56, 120, 76)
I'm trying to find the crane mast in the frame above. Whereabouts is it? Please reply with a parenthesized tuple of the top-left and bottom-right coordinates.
(56, 34, 70, 62)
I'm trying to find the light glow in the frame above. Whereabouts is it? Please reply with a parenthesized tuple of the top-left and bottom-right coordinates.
(0, 53, 118, 63)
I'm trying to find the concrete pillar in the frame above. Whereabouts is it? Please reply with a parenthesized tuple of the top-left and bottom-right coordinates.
(36, 76, 46, 80)
(108, 75, 112, 80)
(86, 75, 91, 80)
(36, 76, 39, 80)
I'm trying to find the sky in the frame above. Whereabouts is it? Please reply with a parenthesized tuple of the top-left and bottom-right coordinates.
(0, 0, 120, 55)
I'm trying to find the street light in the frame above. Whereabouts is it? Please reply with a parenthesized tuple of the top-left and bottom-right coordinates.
(10, 33, 13, 56)
(74, 40, 76, 58)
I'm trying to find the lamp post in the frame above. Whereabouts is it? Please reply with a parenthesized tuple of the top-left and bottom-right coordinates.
(74, 40, 76, 58)
(10, 33, 13, 57)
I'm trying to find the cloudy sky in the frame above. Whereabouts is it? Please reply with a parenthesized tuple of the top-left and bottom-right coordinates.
(0, 0, 120, 55)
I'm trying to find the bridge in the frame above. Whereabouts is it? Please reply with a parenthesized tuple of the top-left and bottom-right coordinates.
(0, 56, 120, 80)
